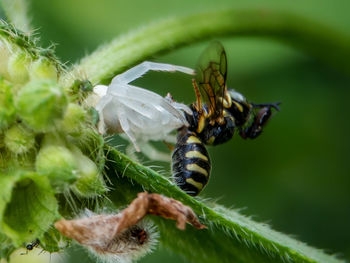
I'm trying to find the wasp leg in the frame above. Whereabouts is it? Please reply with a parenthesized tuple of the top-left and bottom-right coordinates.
(163, 140, 175, 151)
(192, 79, 202, 111)
(111, 61, 195, 85)
(139, 141, 172, 162)
(163, 134, 177, 144)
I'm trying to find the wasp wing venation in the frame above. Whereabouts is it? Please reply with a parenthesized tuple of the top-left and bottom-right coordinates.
(195, 41, 227, 118)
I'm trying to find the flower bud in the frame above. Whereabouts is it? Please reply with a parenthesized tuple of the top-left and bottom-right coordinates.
(30, 58, 58, 81)
(7, 51, 31, 84)
(70, 147, 107, 197)
(16, 80, 67, 132)
(4, 124, 35, 155)
(0, 78, 16, 130)
(36, 142, 78, 192)
(61, 103, 87, 136)
(0, 39, 12, 79)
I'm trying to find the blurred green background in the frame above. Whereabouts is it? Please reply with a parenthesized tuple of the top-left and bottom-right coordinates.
(20, 0, 350, 261)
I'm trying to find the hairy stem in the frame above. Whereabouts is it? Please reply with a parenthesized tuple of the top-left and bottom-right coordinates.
(0, 0, 32, 33)
(64, 8, 350, 87)
(105, 145, 345, 263)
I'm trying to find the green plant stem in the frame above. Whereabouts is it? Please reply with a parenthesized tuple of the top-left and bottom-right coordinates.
(0, 20, 63, 72)
(0, 0, 32, 33)
(64, 8, 350, 88)
(105, 145, 344, 263)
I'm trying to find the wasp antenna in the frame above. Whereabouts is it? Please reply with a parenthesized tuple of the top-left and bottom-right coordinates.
(269, 102, 282, 111)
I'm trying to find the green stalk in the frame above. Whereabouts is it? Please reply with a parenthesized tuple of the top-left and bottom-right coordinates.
(64, 8, 350, 88)
(106, 146, 344, 263)
(0, 20, 63, 73)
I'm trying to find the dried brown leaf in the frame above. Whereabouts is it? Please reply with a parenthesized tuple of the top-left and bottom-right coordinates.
(116, 192, 206, 231)
(55, 192, 205, 246)
(54, 192, 205, 257)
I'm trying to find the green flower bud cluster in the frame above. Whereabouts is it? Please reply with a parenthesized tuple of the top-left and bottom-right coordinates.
(0, 27, 107, 256)
(35, 135, 106, 196)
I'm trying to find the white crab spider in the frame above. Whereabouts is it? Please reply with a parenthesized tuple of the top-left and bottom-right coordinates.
(87, 61, 194, 162)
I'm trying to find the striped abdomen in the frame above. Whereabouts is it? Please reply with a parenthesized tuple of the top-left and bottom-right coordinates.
(172, 128, 211, 196)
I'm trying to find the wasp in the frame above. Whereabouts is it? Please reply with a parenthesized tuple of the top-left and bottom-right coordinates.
(172, 42, 280, 196)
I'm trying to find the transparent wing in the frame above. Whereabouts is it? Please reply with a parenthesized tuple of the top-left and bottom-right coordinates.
(196, 41, 227, 119)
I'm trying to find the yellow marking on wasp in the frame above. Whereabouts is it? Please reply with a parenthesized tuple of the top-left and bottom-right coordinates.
(186, 136, 202, 144)
(186, 178, 204, 190)
(185, 151, 208, 161)
(218, 96, 229, 109)
(223, 110, 230, 117)
(186, 164, 208, 177)
(196, 115, 206, 133)
(207, 136, 216, 145)
(233, 101, 244, 112)
(223, 89, 232, 108)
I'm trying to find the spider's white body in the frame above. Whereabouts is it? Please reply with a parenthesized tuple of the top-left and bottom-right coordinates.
(90, 61, 194, 161)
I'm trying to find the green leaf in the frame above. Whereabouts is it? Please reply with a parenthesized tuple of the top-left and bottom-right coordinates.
(0, 232, 15, 260)
(105, 146, 345, 263)
(0, 171, 59, 247)
(40, 228, 64, 253)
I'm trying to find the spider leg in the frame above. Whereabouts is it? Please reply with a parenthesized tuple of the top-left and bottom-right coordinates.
(163, 134, 177, 144)
(111, 61, 195, 85)
(165, 93, 190, 113)
(126, 143, 140, 162)
(95, 95, 112, 134)
(118, 112, 141, 152)
(139, 141, 171, 162)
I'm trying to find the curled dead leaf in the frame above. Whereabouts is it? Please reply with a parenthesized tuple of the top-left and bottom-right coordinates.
(54, 192, 205, 259)
(116, 192, 206, 231)
(55, 192, 205, 239)
(55, 214, 157, 259)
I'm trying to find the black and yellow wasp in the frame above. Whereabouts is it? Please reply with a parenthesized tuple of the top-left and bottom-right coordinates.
(172, 42, 280, 196)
